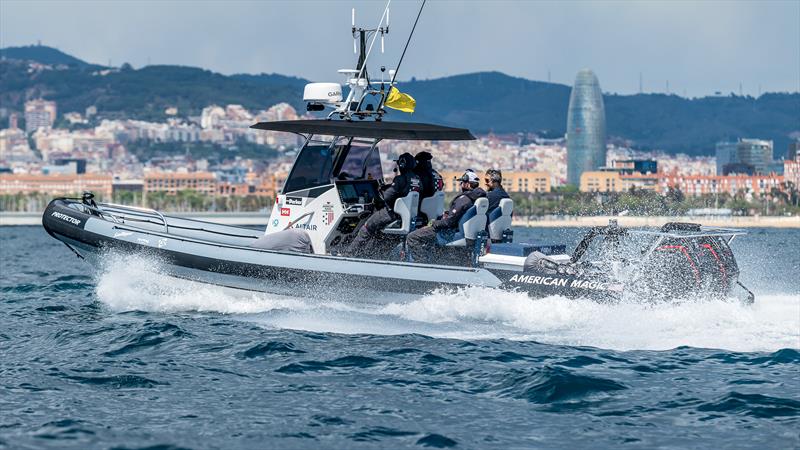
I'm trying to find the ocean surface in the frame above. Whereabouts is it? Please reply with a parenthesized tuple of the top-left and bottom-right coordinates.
(1, 225, 798, 449)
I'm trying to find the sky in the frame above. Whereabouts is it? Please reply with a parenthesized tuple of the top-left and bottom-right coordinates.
(1, 0, 799, 97)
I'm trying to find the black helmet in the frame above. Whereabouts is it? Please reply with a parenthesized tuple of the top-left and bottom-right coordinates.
(395, 152, 416, 173)
(414, 151, 433, 162)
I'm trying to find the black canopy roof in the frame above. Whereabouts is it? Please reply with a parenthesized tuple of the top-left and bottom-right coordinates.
(250, 119, 475, 141)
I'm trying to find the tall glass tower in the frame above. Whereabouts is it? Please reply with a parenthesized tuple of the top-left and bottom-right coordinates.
(566, 69, 606, 186)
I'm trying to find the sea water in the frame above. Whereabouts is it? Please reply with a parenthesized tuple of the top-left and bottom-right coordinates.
(1, 226, 798, 449)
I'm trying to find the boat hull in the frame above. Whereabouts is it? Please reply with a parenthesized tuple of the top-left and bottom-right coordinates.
(43, 199, 623, 301)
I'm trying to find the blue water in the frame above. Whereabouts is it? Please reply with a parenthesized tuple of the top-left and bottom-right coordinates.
(1, 226, 798, 449)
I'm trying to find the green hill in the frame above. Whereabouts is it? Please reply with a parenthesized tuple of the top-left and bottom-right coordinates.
(1, 46, 798, 156)
(402, 72, 799, 156)
(0, 45, 101, 69)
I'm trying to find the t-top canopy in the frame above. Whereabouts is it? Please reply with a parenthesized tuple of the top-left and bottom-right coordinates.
(250, 119, 475, 141)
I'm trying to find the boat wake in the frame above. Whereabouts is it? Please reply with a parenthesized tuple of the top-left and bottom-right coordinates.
(95, 253, 799, 353)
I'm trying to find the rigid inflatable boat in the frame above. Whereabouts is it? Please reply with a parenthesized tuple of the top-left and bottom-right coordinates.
(42, 5, 754, 304)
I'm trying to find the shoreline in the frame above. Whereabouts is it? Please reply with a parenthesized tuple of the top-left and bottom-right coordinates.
(4, 211, 799, 228)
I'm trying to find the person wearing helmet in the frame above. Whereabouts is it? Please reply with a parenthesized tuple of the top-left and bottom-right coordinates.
(484, 169, 510, 214)
(406, 170, 487, 263)
(413, 151, 444, 222)
(346, 152, 421, 258)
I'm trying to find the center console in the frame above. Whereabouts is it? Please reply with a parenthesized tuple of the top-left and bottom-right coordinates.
(326, 180, 381, 251)
(335, 179, 379, 207)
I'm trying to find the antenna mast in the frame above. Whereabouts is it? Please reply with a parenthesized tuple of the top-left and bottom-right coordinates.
(329, 1, 391, 120)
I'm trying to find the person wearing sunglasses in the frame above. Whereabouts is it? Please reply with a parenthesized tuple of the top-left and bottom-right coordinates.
(484, 169, 509, 215)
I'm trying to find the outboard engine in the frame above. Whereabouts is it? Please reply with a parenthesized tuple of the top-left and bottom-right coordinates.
(633, 222, 749, 302)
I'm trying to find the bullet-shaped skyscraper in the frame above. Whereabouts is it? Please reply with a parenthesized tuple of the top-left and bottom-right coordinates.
(566, 69, 606, 186)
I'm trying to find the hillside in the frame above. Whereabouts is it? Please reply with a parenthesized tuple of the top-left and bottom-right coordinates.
(403, 72, 799, 156)
(0, 59, 307, 122)
(1, 46, 798, 155)
(0, 45, 101, 69)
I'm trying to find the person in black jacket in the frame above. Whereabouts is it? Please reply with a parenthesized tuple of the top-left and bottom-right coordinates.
(413, 152, 436, 199)
(406, 170, 486, 263)
(484, 169, 510, 214)
(346, 152, 420, 258)
(413, 151, 444, 222)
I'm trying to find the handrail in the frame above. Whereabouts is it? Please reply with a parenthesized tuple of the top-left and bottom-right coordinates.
(94, 202, 169, 233)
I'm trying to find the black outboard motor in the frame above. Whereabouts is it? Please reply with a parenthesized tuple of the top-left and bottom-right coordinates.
(637, 222, 747, 301)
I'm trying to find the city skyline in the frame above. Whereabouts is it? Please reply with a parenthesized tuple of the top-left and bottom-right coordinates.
(1, 0, 798, 97)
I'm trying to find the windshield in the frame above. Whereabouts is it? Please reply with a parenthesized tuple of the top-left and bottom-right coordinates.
(336, 145, 383, 181)
(282, 145, 334, 194)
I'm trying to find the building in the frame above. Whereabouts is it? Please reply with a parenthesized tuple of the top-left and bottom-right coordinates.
(610, 159, 657, 175)
(0, 128, 33, 160)
(716, 139, 774, 175)
(715, 141, 738, 175)
(566, 69, 606, 186)
(580, 171, 620, 192)
(24, 99, 57, 133)
(737, 139, 773, 175)
(0, 173, 113, 198)
(784, 151, 800, 187)
(113, 180, 144, 194)
(503, 171, 551, 193)
(440, 170, 550, 193)
(143, 171, 217, 195)
(53, 158, 87, 174)
(658, 173, 785, 197)
(788, 140, 799, 161)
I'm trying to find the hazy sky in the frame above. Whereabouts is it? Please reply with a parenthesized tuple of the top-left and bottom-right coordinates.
(2, 0, 798, 97)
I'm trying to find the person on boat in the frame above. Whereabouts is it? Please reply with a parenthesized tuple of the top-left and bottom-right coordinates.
(406, 170, 487, 262)
(346, 152, 421, 257)
(413, 151, 444, 222)
(484, 169, 510, 214)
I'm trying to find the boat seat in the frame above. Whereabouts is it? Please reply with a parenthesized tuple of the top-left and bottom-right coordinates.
(383, 191, 419, 235)
(419, 191, 445, 222)
(443, 197, 489, 247)
(488, 198, 513, 242)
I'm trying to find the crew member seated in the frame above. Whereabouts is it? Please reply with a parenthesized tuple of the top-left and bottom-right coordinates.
(485, 169, 510, 214)
(406, 170, 487, 263)
(413, 151, 444, 222)
(346, 152, 420, 258)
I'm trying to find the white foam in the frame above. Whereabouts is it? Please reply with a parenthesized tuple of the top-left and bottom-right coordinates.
(381, 287, 800, 352)
(95, 253, 308, 315)
(94, 252, 800, 352)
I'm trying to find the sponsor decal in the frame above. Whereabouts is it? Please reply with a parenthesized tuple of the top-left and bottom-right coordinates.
(508, 274, 609, 291)
(280, 208, 291, 216)
(113, 231, 133, 238)
(50, 211, 81, 226)
(272, 218, 280, 227)
(137, 238, 150, 245)
(285, 197, 303, 206)
(157, 238, 168, 249)
(509, 274, 569, 287)
(321, 202, 335, 226)
(294, 223, 318, 231)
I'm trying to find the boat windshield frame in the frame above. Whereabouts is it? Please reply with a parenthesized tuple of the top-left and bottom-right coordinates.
(281, 134, 384, 195)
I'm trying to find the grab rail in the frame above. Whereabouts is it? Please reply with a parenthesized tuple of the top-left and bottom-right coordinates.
(89, 202, 170, 234)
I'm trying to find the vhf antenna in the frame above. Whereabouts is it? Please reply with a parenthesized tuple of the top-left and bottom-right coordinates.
(352, 8, 390, 54)
(351, 3, 390, 86)
(333, 1, 390, 120)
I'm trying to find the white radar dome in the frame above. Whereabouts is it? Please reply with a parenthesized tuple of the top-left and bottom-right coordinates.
(303, 83, 343, 103)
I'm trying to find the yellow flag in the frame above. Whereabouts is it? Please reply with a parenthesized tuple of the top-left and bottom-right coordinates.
(385, 86, 416, 113)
